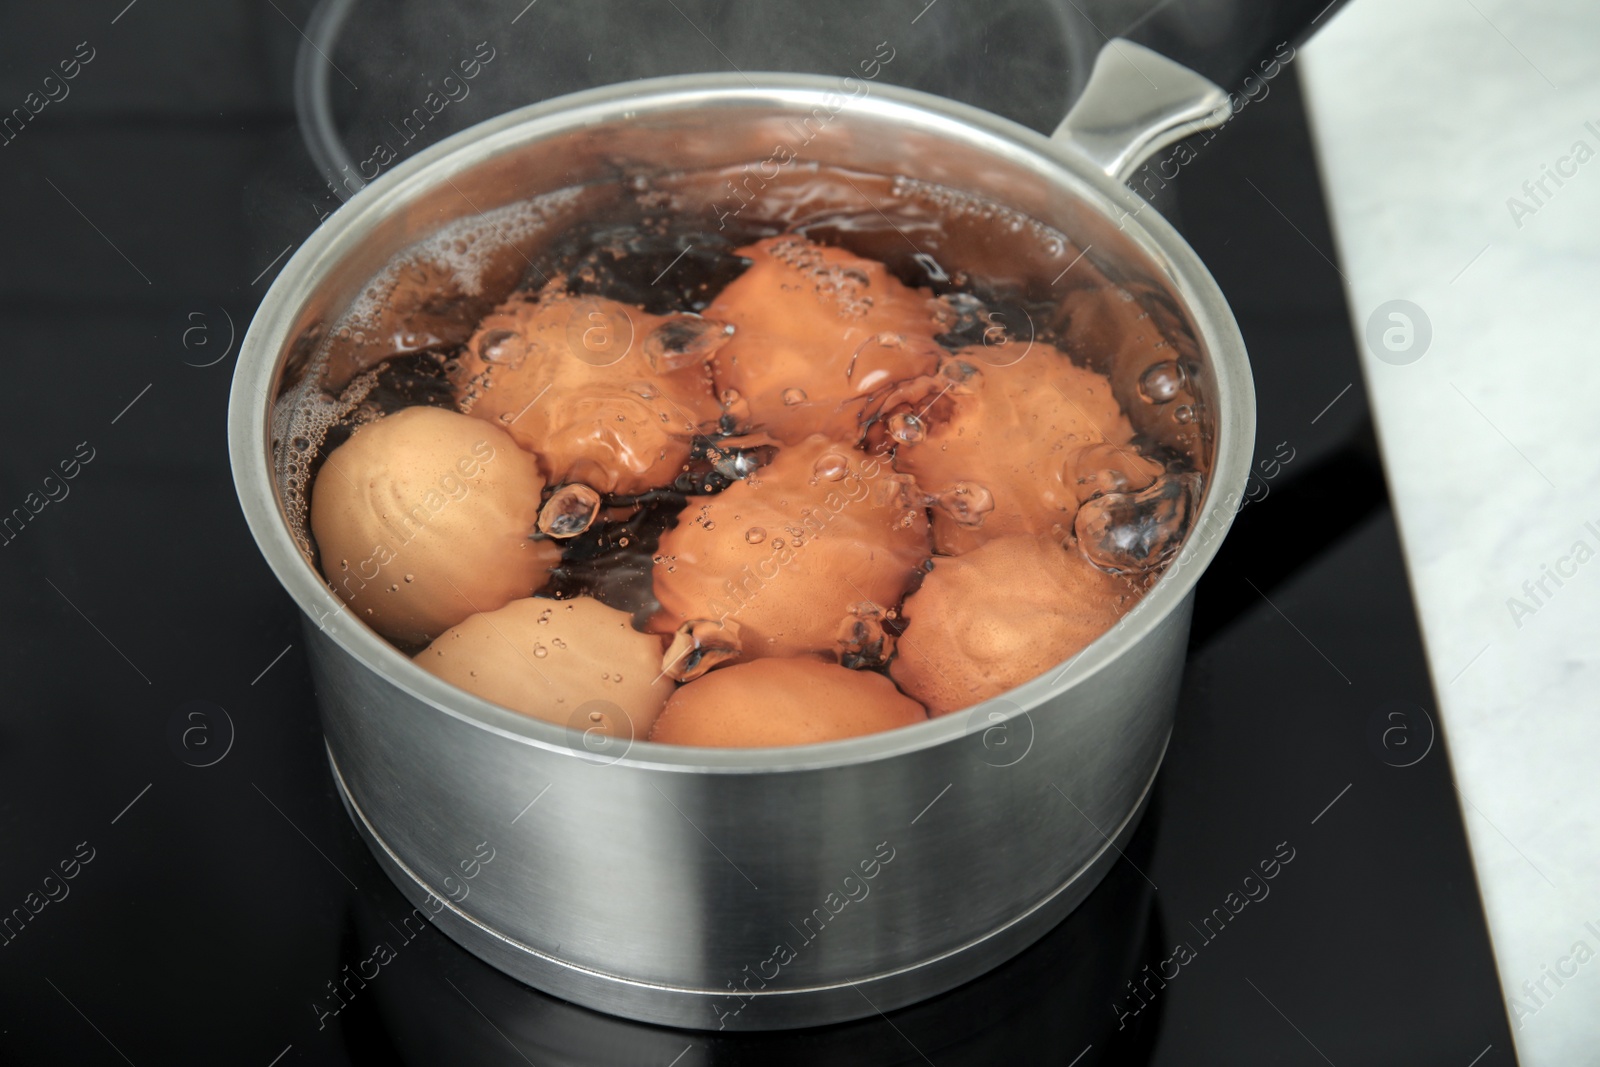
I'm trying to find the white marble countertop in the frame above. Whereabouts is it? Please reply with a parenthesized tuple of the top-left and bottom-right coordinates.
(1299, 0, 1600, 1061)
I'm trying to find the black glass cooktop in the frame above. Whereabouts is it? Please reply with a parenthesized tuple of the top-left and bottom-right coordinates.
(0, 2, 1514, 1064)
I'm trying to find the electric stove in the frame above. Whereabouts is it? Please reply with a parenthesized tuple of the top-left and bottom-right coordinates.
(0, 1, 1515, 1063)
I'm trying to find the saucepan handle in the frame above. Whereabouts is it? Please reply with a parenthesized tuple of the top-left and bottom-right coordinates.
(1050, 39, 1232, 183)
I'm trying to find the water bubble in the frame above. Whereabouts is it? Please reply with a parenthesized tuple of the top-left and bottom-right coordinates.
(941, 359, 980, 391)
(1074, 473, 1201, 574)
(644, 314, 734, 373)
(782, 387, 807, 406)
(1173, 405, 1196, 424)
(745, 527, 767, 545)
(538, 483, 602, 539)
(713, 447, 763, 481)
(930, 482, 995, 527)
(662, 618, 742, 682)
(1138, 361, 1184, 404)
(837, 602, 894, 669)
(533, 645, 549, 658)
(813, 452, 851, 481)
(719, 387, 751, 424)
(887, 412, 926, 444)
(1065, 443, 1162, 504)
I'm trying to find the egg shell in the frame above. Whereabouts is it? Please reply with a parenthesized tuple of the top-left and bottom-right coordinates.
(453, 290, 723, 494)
(418, 596, 673, 737)
(649, 657, 927, 747)
(310, 406, 559, 646)
(886, 346, 1141, 555)
(650, 434, 932, 659)
(890, 535, 1141, 715)
(707, 235, 944, 445)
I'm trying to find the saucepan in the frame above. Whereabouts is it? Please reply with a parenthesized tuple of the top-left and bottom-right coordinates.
(229, 38, 1254, 1030)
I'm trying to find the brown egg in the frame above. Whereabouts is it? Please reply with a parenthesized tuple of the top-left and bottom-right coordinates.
(453, 288, 726, 494)
(889, 535, 1141, 715)
(418, 596, 673, 737)
(1060, 283, 1206, 465)
(650, 434, 932, 660)
(649, 658, 927, 747)
(706, 235, 944, 445)
(310, 406, 559, 646)
(879, 347, 1156, 555)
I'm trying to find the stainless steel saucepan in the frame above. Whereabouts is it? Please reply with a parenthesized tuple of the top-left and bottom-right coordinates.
(229, 38, 1255, 1030)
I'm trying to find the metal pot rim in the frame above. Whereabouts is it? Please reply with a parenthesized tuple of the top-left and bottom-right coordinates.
(228, 70, 1255, 774)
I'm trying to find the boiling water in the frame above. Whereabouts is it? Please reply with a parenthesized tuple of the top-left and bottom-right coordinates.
(276, 163, 1207, 705)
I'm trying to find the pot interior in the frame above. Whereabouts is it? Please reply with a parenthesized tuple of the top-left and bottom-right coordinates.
(244, 76, 1247, 755)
